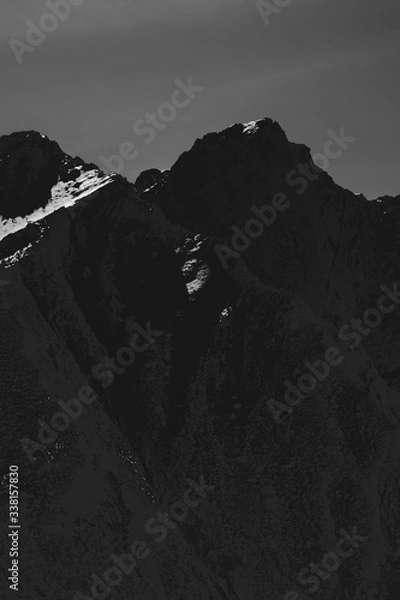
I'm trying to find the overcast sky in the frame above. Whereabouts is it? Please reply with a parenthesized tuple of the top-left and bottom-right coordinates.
(0, 0, 399, 199)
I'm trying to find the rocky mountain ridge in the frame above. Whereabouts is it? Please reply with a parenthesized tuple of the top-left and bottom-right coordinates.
(0, 119, 400, 600)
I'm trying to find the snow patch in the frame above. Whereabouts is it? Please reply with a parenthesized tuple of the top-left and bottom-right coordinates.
(185, 264, 210, 296)
(0, 243, 35, 267)
(243, 121, 259, 135)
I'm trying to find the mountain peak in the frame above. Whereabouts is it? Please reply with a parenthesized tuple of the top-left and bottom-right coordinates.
(0, 131, 113, 242)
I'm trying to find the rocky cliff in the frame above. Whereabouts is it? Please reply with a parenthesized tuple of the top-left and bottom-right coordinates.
(0, 119, 399, 600)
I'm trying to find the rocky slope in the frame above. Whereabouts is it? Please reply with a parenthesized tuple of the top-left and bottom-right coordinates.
(0, 120, 400, 600)
(0, 131, 114, 243)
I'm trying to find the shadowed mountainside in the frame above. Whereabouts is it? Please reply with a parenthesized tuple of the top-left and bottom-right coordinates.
(1, 120, 400, 600)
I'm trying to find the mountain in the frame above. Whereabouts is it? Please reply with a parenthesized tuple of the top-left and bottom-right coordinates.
(1, 120, 399, 600)
(0, 131, 115, 243)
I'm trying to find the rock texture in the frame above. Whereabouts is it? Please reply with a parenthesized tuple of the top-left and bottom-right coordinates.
(0, 131, 102, 219)
(0, 131, 112, 243)
(0, 120, 399, 600)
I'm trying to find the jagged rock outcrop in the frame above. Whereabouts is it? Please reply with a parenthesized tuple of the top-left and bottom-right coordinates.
(135, 168, 168, 194)
(0, 131, 112, 243)
(0, 131, 101, 219)
(0, 122, 400, 600)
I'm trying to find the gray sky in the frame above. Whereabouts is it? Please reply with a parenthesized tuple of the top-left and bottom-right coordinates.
(1, 0, 399, 199)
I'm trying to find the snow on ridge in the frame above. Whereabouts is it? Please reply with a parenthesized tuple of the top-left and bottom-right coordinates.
(0, 169, 113, 243)
(243, 121, 260, 135)
(0, 242, 35, 267)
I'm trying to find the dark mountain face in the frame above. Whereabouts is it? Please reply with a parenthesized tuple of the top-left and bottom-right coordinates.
(1, 122, 400, 600)
(134, 168, 168, 193)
